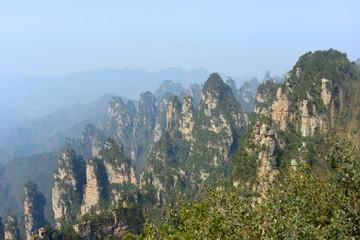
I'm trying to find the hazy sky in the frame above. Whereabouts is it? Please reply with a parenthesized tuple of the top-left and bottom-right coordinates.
(0, 0, 359, 79)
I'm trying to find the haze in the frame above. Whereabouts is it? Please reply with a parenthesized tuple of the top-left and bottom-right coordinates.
(1, 0, 359, 79)
(0, 0, 359, 154)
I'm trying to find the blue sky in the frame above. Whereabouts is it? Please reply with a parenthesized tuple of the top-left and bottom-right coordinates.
(0, 0, 359, 79)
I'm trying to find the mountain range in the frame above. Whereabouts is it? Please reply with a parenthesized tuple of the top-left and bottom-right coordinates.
(1, 50, 358, 239)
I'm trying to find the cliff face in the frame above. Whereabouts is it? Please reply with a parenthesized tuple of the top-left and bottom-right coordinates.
(24, 181, 46, 240)
(53, 138, 138, 227)
(35, 204, 144, 240)
(232, 49, 360, 195)
(52, 150, 86, 228)
(140, 73, 249, 204)
(80, 158, 101, 215)
(4, 216, 19, 240)
(106, 81, 192, 173)
(24, 185, 35, 240)
(106, 92, 157, 174)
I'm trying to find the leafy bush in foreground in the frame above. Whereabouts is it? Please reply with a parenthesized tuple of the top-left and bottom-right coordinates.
(143, 137, 360, 239)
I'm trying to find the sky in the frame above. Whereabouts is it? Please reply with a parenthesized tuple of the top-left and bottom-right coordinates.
(0, 0, 359, 79)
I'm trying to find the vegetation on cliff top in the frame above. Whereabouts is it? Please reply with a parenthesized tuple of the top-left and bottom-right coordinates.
(145, 137, 360, 239)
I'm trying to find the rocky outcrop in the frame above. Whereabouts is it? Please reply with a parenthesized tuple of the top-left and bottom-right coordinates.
(141, 73, 249, 204)
(106, 81, 193, 173)
(107, 96, 136, 155)
(179, 96, 195, 140)
(254, 80, 281, 115)
(52, 150, 85, 229)
(233, 49, 359, 196)
(270, 87, 291, 130)
(54, 137, 139, 228)
(232, 115, 282, 196)
(255, 74, 331, 136)
(81, 158, 101, 215)
(24, 181, 46, 240)
(299, 100, 328, 136)
(165, 96, 182, 133)
(321, 78, 332, 107)
(106, 92, 157, 172)
(35, 204, 144, 240)
(100, 139, 137, 205)
(4, 216, 19, 240)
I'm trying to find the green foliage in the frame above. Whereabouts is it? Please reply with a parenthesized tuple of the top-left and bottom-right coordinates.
(288, 49, 357, 115)
(145, 137, 360, 239)
(58, 225, 80, 240)
(255, 80, 281, 110)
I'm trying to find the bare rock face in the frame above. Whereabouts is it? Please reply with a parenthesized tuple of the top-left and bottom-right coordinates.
(52, 150, 85, 229)
(253, 120, 281, 196)
(165, 96, 182, 133)
(141, 73, 249, 204)
(179, 96, 195, 141)
(106, 92, 157, 173)
(232, 49, 359, 197)
(107, 97, 136, 155)
(81, 158, 101, 215)
(100, 139, 137, 205)
(270, 87, 291, 130)
(153, 97, 170, 143)
(4, 216, 19, 240)
(53, 138, 139, 228)
(24, 181, 45, 240)
(321, 78, 332, 107)
(35, 204, 144, 240)
(255, 72, 331, 137)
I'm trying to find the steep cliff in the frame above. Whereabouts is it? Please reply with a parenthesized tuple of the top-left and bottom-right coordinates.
(106, 92, 157, 173)
(81, 138, 137, 215)
(141, 73, 249, 204)
(53, 137, 138, 229)
(52, 150, 86, 229)
(106, 81, 191, 173)
(80, 158, 101, 215)
(232, 49, 360, 195)
(34, 204, 144, 240)
(24, 181, 47, 240)
(4, 216, 19, 240)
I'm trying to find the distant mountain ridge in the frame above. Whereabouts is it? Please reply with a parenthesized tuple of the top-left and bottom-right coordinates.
(0, 94, 114, 164)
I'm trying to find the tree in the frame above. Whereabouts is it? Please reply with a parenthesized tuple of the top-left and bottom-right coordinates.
(144, 137, 360, 239)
